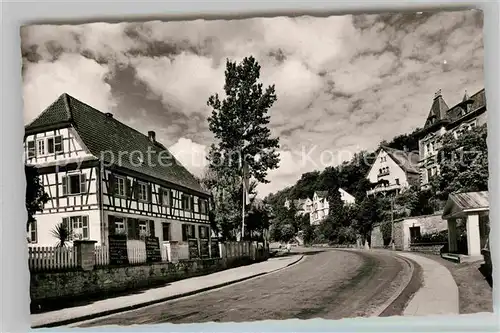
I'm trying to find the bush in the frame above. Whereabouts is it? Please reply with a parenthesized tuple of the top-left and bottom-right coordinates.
(412, 230, 448, 244)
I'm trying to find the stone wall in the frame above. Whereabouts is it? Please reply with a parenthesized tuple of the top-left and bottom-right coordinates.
(371, 212, 446, 250)
(30, 244, 269, 312)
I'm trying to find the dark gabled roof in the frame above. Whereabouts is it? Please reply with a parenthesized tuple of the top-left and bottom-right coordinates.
(445, 88, 486, 124)
(380, 146, 420, 174)
(25, 93, 209, 196)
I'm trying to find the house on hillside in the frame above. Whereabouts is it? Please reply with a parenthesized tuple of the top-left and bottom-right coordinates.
(309, 189, 355, 226)
(284, 198, 312, 216)
(24, 93, 212, 248)
(414, 88, 487, 189)
(365, 146, 420, 197)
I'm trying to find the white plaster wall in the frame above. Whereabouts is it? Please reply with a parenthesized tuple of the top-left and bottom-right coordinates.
(29, 210, 100, 247)
(367, 150, 409, 187)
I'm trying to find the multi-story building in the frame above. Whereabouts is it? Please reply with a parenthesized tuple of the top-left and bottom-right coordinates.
(365, 146, 420, 197)
(414, 88, 487, 188)
(24, 93, 212, 248)
(285, 189, 355, 226)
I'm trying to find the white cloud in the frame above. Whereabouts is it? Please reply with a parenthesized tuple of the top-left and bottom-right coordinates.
(168, 137, 209, 178)
(23, 53, 115, 123)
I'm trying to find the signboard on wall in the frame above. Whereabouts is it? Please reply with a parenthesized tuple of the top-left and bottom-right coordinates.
(200, 239, 209, 258)
(108, 234, 129, 265)
(145, 236, 162, 263)
(188, 239, 199, 259)
(210, 239, 220, 258)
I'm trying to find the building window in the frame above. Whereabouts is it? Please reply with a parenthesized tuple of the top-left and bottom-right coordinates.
(28, 221, 37, 243)
(27, 140, 36, 158)
(182, 224, 196, 241)
(62, 215, 90, 240)
(114, 176, 126, 197)
(114, 217, 126, 235)
(199, 199, 208, 214)
(182, 194, 193, 211)
(62, 173, 87, 196)
(161, 188, 171, 206)
(162, 222, 171, 241)
(137, 182, 148, 201)
(36, 139, 45, 156)
(427, 168, 432, 182)
(138, 220, 148, 238)
(199, 225, 209, 239)
(47, 136, 63, 154)
(395, 178, 400, 185)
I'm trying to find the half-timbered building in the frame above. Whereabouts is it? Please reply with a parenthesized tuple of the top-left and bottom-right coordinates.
(25, 93, 212, 249)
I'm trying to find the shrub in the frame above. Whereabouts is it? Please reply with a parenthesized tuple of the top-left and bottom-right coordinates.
(412, 230, 448, 244)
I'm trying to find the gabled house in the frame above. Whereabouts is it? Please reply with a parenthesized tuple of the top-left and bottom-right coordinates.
(309, 189, 355, 226)
(414, 88, 487, 188)
(366, 146, 420, 197)
(24, 93, 212, 247)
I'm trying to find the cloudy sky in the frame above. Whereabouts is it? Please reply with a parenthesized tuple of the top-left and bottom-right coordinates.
(21, 9, 484, 197)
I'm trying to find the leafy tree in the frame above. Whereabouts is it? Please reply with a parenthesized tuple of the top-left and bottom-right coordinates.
(207, 56, 280, 183)
(25, 165, 49, 232)
(206, 56, 281, 238)
(431, 124, 488, 200)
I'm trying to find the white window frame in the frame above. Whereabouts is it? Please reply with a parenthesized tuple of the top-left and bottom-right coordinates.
(138, 220, 148, 238)
(114, 176, 126, 197)
(137, 182, 148, 202)
(68, 215, 90, 240)
(35, 135, 64, 157)
(114, 217, 126, 235)
(28, 221, 37, 244)
(66, 172, 85, 195)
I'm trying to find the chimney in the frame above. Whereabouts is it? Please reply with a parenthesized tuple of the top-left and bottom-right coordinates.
(434, 89, 442, 99)
(148, 131, 156, 143)
(105, 112, 113, 118)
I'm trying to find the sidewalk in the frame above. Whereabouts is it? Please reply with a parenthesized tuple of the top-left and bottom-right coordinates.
(397, 252, 459, 316)
(31, 254, 304, 328)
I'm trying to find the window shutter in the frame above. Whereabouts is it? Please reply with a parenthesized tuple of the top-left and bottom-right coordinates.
(109, 173, 115, 195)
(133, 182, 139, 199)
(27, 141, 35, 158)
(108, 215, 116, 235)
(158, 189, 163, 206)
(148, 220, 155, 237)
(62, 176, 68, 196)
(126, 179, 132, 197)
(127, 218, 135, 239)
(182, 225, 187, 241)
(82, 215, 89, 239)
(148, 184, 152, 203)
(47, 138, 55, 154)
(134, 219, 140, 239)
(80, 173, 87, 193)
(62, 217, 72, 239)
(169, 190, 174, 207)
(191, 196, 195, 211)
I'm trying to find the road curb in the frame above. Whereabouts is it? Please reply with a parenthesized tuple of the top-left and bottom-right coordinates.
(370, 253, 415, 317)
(33, 255, 304, 329)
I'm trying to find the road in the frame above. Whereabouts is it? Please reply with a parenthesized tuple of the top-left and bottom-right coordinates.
(77, 248, 412, 327)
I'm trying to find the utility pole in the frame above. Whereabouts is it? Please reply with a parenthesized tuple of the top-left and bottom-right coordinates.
(390, 194, 396, 251)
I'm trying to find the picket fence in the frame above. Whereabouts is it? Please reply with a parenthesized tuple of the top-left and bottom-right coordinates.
(28, 246, 77, 272)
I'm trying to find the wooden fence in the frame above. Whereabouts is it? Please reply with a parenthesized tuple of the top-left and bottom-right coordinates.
(28, 246, 77, 272)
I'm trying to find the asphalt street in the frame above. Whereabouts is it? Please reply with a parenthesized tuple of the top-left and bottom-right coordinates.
(78, 248, 411, 326)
